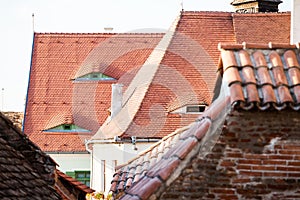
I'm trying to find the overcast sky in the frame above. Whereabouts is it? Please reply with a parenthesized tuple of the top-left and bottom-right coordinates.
(0, 0, 292, 111)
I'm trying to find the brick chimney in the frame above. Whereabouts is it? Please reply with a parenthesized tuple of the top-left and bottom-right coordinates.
(110, 83, 123, 118)
(291, 0, 300, 44)
(231, 0, 282, 13)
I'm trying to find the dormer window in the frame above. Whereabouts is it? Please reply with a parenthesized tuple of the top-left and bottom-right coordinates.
(63, 124, 71, 130)
(44, 124, 90, 133)
(75, 72, 116, 81)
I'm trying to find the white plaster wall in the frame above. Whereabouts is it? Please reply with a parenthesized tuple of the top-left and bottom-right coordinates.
(91, 142, 155, 193)
(49, 153, 90, 173)
(292, 0, 300, 44)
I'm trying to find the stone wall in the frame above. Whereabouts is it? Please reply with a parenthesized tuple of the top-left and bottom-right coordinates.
(160, 111, 300, 199)
(2, 112, 23, 130)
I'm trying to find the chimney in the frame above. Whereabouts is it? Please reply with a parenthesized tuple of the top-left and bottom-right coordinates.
(291, 0, 300, 44)
(104, 27, 113, 33)
(110, 84, 123, 118)
(231, 0, 282, 13)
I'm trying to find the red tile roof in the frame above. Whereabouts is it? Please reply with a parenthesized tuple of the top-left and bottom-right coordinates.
(24, 33, 162, 151)
(24, 11, 291, 151)
(110, 43, 300, 199)
(24, 33, 163, 152)
(93, 11, 290, 140)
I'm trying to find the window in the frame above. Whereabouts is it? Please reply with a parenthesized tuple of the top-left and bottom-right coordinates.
(66, 171, 90, 187)
(63, 124, 71, 130)
(186, 105, 206, 113)
(171, 104, 207, 114)
(44, 124, 90, 133)
(76, 72, 116, 81)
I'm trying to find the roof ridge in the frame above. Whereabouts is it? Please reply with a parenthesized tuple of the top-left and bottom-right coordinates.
(35, 32, 165, 36)
(182, 11, 232, 14)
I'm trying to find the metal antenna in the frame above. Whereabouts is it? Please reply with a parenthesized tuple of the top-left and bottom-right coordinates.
(1, 88, 4, 111)
(32, 13, 35, 32)
(181, 0, 184, 11)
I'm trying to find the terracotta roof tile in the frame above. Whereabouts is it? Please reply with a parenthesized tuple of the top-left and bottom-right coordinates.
(111, 43, 300, 199)
(94, 11, 290, 140)
(24, 32, 163, 152)
(219, 42, 300, 110)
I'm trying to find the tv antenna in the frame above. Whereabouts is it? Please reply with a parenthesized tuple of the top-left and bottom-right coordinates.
(32, 13, 35, 32)
(1, 88, 4, 111)
(181, 0, 184, 11)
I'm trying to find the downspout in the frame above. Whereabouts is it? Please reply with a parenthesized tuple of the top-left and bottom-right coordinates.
(22, 32, 36, 132)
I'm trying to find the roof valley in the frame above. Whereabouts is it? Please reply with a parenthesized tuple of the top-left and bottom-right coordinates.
(95, 14, 182, 139)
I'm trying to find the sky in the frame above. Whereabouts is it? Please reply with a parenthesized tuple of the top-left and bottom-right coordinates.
(0, 0, 292, 112)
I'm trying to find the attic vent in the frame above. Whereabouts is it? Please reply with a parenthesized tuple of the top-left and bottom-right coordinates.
(186, 105, 206, 113)
(76, 72, 116, 81)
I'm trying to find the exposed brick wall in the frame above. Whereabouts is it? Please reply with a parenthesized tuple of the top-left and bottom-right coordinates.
(160, 111, 300, 199)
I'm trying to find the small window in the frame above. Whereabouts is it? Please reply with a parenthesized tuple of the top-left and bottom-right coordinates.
(63, 124, 71, 130)
(76, 72, 116, 81)
(186, 105, 206, 113)
(66, 170, 90, 187)
(44, 124, 90, 133)
(91, 73, 99, 79)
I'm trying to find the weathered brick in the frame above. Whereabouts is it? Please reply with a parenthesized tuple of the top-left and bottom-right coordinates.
(239, 170, 262, 176)
(236, 165, 251, 170)
(211, 188, 235, 194)
(277, 166, 300, 172)
(239, 159, 261, 165)
(262, 160, 286, 165)
(252, 165, 276, 171)
(220, 160, 236, 167)
(288, 161, 300, 166)
(263, 172, 287, 177)
(159, 111, 300, 199)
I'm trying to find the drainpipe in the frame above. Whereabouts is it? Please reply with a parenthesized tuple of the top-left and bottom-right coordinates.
(291, 0, 300, 44)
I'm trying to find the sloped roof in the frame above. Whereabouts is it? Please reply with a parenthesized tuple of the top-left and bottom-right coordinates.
(55, 169, 94, 199)
(93, 11, 290, 140)
(24, 32, 163, 152)
(0, 112, 61, 199)
(110, 43, 300, 199)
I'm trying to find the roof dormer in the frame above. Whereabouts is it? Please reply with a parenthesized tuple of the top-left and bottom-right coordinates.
(231, 0, 283, 13)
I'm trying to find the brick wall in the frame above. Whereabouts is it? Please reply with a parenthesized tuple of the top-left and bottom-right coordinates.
(160, 111, 300, 199)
